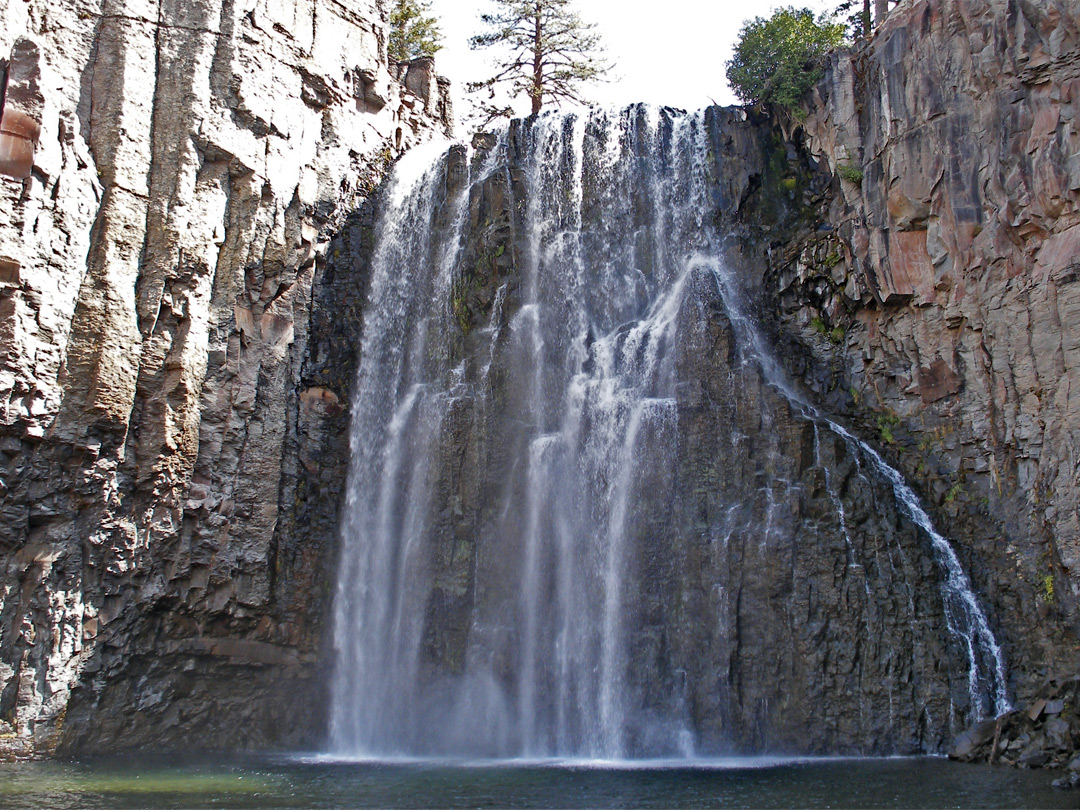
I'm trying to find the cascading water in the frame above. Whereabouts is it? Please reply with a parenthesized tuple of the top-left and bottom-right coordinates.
(327, 106, 1008, 760)
(704, 256, 1011, 722)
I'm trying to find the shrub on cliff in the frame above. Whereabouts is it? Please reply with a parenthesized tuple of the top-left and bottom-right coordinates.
(389, 0, 442, 63)
(726, 7, 845, 112)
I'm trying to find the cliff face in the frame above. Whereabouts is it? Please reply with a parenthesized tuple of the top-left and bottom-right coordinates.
(306, 0, 1080, 749)
(1, 0, 1076, 763)
(766, 0, 1080, 702)
(0, 0, 450, 756)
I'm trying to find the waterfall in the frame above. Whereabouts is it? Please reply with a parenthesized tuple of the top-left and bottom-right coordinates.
(326, 106, 1008, 760)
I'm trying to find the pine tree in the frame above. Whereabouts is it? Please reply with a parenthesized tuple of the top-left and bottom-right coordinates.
(468, 0, 610, 123)
(835, 0, 894, 39)
(835, 0, 872, 39)
(389, 0, 442, 63)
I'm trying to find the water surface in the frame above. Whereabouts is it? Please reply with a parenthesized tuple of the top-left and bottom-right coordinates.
(1, 755, 1070, 809)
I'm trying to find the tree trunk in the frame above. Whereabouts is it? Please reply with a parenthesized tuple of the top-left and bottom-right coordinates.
(875, 0, 888, 25)
(532, 1, 543, 116)
(862, 0, 872, 36)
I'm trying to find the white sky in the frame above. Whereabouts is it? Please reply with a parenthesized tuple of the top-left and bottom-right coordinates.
(427, 0, 841, 127)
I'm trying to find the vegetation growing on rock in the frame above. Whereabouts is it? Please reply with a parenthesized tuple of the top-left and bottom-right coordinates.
(725, 6, 845, 113)
(389, 0, 442, 62)
(836, 162, 864, 184)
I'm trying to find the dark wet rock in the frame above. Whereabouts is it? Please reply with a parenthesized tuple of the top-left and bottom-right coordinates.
(949, 718, 1000, 761)
(950, 675, 1080, 770)
(320, 105, 1008, 757)
(1052, 772, 1080, 790)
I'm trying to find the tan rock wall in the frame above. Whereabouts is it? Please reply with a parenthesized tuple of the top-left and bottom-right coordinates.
(0, 0, 450, 756)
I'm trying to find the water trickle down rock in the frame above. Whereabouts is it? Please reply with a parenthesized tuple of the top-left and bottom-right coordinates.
(759, 0, 1080, 736)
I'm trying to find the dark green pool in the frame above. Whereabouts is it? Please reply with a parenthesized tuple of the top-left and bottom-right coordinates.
(0, 754, 1071, 809)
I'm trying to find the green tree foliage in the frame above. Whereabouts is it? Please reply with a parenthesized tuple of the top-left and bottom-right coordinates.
(468, 0, 610, 123)
(725, 7, 846, 112)
(389, 0, 442, 63)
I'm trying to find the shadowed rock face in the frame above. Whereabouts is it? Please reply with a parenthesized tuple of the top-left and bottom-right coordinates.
(0, 0, 449, 757)
(319, 0, 1080, 760)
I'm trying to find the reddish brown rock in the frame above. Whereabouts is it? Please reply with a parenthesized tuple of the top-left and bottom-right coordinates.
(773, 0, 1080, 721)
(918, 357, 963, 404)
(0, 37, 42, 179)
(0, 109, 39, 179)
(884, 229, 936, 302)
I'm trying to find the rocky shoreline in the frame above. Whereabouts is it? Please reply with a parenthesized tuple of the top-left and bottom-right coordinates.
(950, 675, 1080, 786)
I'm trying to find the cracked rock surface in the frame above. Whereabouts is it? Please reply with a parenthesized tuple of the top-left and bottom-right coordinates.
(763, 0, 1080, 722)
(0, 0, 449, 756)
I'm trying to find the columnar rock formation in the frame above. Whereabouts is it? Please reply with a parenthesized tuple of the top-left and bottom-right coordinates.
(0, 0, 450, 756)
(766, 0, 1080, 703)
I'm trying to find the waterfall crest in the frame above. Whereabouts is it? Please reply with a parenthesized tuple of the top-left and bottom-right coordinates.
(327, 107, 1008, 760)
